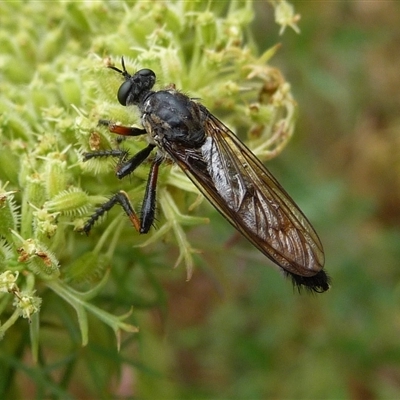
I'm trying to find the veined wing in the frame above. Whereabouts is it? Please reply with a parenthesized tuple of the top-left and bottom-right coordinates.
(162, 105, 327, 291)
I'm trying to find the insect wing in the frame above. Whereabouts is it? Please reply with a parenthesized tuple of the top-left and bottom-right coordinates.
(163, 106, 325, 279)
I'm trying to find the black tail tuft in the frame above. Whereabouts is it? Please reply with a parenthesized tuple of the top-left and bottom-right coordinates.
(285, 270, 331, 293)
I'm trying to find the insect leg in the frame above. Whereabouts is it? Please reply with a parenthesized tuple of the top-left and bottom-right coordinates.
(84, 144, 156, 233)
(117, 144, 156, 179)
(83, 190, 140, 234)
(140, 157, 162, 234)
(98, 119, 147, 137)
(83, 149, 127, 161)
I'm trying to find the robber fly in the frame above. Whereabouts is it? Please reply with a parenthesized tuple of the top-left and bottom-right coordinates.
(83, 58, 329, 293)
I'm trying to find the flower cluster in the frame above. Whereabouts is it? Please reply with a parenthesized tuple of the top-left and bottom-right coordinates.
(0, 0, 299, 354)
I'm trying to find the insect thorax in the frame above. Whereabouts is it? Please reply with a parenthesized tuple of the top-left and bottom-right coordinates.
(141, 89, 207, 148)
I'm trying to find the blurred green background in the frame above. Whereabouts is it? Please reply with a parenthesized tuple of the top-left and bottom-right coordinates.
(1, 1, 400, 399)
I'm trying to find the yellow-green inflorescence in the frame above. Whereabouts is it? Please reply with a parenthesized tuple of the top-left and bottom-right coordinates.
(0, 0, 299, 351)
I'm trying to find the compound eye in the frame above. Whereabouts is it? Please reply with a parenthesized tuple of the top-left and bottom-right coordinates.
(138, 69, 155, 78)
(117, 80, 133, 106)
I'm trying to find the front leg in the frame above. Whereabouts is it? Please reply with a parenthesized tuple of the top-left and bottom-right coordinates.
(83, 149, 127, 161)
(83, 119, 160, 234)
(98, 119, 147, 137)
